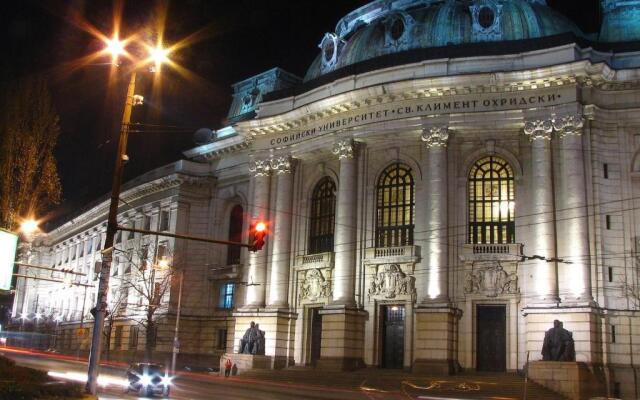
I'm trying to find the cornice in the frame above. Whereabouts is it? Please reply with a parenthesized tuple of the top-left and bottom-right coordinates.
(47, 172, 215, 242)
(238, 60, 629, 139)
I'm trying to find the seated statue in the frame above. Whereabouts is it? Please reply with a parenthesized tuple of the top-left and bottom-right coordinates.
(238, 321, 258, 354)
(541, 320, 576, 361)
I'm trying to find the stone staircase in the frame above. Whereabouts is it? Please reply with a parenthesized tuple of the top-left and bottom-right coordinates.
(239, 367, 566, 399)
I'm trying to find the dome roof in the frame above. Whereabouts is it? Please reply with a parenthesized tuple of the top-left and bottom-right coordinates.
(304, 0, 584, 82)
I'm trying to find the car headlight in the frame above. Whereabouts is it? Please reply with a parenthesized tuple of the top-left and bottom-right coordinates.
(161, 375, 173, 386)
(140, 374, 152, 386)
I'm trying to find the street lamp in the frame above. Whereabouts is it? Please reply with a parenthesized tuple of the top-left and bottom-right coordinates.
(85, 35, 173, 395)
(19, 219, 39, 236)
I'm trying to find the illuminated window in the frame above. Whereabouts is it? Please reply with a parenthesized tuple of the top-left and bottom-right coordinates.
(375, 163, 414, 247)
(308, 177, 336, 254)
(468, 156, 515, 244)
(226, 205, 243, 265)
(219, 283, 235, 309)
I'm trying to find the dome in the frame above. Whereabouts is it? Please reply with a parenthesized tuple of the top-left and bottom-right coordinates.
(304, 0, 584, 82)
(599, 0, 640, 43)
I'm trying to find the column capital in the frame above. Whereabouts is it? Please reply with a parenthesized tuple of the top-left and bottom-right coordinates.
(553, 113, 585, 138)
(270, 155, 295, 175)
(523, 118, 553, 141)
(421, 126, 450, 148)
(248, 158, 272, 177)
(332, 139, 356, 160)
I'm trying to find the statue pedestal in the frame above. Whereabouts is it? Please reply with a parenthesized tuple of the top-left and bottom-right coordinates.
(528, 361, 606, 400)
(220, 353, 274, 375)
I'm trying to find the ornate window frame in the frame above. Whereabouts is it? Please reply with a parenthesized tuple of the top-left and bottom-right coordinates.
(318, 32, 346, 74)
(382, 12, 414, 50)
(469, 0, 503, 42)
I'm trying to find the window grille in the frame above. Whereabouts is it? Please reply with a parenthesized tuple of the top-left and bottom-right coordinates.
(308, 177, 336, 254)
(468, 156, 515, 244)
(375, 163, 414, 247)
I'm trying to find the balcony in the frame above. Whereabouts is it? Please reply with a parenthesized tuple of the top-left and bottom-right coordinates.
(364, 245, 419, 265)
(294, 252, 333, 271)
(459, 243, 523, 262)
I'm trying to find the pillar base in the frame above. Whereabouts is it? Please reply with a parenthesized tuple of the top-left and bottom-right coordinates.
(413, 306, 461, 375)
(232, 308, 297, 369)
(316, 305, 367, 371)
(528, 361, 607, 400)
(523, 306, 602, 364)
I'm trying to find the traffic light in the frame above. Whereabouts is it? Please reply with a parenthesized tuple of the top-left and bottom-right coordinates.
(250, 221, 267, 252)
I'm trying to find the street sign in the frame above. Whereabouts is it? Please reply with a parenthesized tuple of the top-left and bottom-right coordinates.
(0, 230, 18, 291)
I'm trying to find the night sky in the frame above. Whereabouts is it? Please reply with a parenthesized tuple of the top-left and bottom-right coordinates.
(0, 0, 601, 229)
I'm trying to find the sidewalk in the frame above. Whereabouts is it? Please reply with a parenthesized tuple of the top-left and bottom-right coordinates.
(231, 367, 565, 399)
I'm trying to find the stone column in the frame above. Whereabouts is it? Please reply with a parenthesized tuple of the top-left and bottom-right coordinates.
(267, 156, 295, 308)
(554, 114, 592, 302)
(318, 139, 366, 371)
(331, 139, 358, 306)
(245, 158, 271, 308)
(524, 119, 558, 303)
(420, 126, 450, 303)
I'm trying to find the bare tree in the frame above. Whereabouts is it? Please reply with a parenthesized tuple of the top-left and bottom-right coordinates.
(114, 235, 177, 362)
(0, 76, 61, 230)
(102, 285, 129, 361)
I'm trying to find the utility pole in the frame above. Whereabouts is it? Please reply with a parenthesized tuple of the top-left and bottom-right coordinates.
(86, 71, 137, 395)
(171, 269, 184, 373)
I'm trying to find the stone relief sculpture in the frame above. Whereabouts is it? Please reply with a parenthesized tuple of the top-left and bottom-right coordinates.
(464, 262, 518, 297)
(298, 269, 332, 302)
(541, 320, 576, 362)
(238, 321, 265, 355)
(368, 264, 415, 300)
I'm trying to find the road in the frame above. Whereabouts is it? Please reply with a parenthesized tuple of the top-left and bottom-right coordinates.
(0, 348, 386, 400)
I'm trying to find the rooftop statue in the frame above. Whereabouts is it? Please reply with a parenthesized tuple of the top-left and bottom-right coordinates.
(541, 320, 576, 362)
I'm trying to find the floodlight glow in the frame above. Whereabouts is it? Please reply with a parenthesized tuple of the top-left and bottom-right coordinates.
(161, 375, 173, 386)
(255, 222, 266, 232)
(19, 219, 39, 235)
(140, 374, 152, 386)
(157, 257, 170, 270)
(34, 313, 42, 320)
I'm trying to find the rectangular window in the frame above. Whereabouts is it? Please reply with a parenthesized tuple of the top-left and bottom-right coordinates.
(606, 215, 611, 230)
(160, 210, 170, 231)
(79, 243, 84, 258)
(217, 329, 228, 350)
(608, 267, 613, 283)
(219, 283, 235, 309)
(71, 245, 76, 260)
(114, 325, 123, 349)
(611, 324, 616, 343)
(143, 215, 151, 232)
(129, 326, 139, 349)
(128, 223, 135, 240)
(603, 163, 609, 179)
(88, 240, 93, 254)
(141, 245, 149, 270)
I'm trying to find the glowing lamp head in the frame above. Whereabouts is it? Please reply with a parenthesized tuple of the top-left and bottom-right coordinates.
(34, 313, 42, 320)
(149, 46, 170, 70)
(105, 37, 125, 57)
(255, 222, 266, 233)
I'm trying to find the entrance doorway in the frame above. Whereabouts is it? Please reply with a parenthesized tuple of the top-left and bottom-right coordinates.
(382, 305, 405, 369)
(309, 308, 322, 366)
(476, 305, 506, 372)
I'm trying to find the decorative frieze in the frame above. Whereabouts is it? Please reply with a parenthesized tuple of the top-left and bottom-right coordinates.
(464, 262, 518, 298)
(523, 119, 553, 141)
(421, 126, 450, 148)
(367, 264, 415, 301)
(332, 139, 356, 160)
(552, 113, 585, 138)
(298, 268, 332, 303)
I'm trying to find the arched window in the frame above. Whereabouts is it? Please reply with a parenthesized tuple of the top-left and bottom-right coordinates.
(226, 205, 244, 265)
(468, 156, 515, 244)
(375, 163, 414, 247)
(308, 177, 336, 254)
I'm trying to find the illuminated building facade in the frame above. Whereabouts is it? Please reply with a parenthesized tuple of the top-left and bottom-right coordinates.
(15, 0, 640, 397)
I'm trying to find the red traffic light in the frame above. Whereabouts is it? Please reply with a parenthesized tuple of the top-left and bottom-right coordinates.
(250, 221, 267, 252)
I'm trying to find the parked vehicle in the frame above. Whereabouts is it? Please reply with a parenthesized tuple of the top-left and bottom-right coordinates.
(125, 362, 172, 397)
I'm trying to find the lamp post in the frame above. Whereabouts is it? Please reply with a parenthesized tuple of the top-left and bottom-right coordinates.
(85, 37, 171, 395)
(171, 268, 184, 374)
